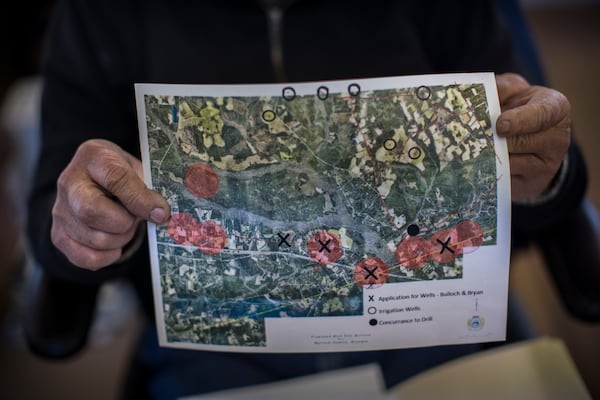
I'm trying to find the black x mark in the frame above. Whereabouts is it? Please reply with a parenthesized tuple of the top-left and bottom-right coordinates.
(278, 232, 291, 247)
(436, 237, 455, 254)
(368, 295, 375, 302)
(318, 239, 331, 253)
(363, 266, 379, 280)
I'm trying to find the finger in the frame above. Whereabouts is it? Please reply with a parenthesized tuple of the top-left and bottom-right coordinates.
(79, 141, 170, 223)
(87, 159, 167, 223)
(63, 179, 138, 233)
(51, 222, 123, 271)
(497, 89, 570, 137)
(61, 209, 139, 250)
(504, 127, 569, 163)
(496, 73, 530, 105)
(67, 223, 136, 252)
(509, 153, 558, 178)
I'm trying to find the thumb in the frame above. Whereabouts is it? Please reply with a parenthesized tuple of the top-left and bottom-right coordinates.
(84, 141, 170, 224)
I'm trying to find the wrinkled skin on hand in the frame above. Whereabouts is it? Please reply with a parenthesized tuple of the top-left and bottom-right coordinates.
(495, 73, 571, 202)
(51, 139, 170, 270)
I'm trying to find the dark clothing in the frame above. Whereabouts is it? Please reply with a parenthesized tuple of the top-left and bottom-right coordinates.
(28, 0, 587, 398)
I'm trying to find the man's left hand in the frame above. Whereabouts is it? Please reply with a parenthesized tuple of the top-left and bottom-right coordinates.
(496, 73, 571, 202)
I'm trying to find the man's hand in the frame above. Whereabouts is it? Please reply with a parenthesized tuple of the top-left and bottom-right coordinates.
(496, 73, 571, 202)
(51, 139, 170, 270)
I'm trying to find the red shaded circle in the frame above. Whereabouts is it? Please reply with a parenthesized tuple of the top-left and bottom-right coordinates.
(167, 213, 201, 246)
(193, 221, 227, 254)
(185, 163, 220, 199)
(455, 220, 484, 254)
(430, 228, 461, 263)
(354, 257, 389, 289)
(395, 236, 432, 270)
(307, 231, 343, 265)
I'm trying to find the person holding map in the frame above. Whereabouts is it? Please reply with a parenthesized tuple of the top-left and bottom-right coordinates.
(27, 0, 587, 398)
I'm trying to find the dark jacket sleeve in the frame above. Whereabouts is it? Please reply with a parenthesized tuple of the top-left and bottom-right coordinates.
(27, 0, 146, 285)
(511, 142, 588, 235)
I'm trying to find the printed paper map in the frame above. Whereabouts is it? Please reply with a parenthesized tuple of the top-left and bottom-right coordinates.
(136, 73, 511, 352)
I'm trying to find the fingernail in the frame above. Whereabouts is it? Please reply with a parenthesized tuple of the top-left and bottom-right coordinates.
(150, 208, 167, 224)
(498, 120, 510, 135)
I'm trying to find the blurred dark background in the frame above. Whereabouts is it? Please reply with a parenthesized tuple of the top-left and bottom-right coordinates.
(0, 0, 598, 398)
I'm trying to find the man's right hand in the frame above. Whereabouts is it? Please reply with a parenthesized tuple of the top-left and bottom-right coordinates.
(51, 139, 170, 270)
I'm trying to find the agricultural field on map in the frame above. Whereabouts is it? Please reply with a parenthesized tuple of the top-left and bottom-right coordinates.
(143, 82, 498, 346)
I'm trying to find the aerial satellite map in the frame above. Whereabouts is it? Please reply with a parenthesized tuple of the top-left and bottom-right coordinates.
(137, 74, 509, 351)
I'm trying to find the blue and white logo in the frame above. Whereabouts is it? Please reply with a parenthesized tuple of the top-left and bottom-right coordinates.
(467, 315, 484, 331)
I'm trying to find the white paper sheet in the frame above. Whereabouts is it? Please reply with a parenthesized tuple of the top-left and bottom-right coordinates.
(135, 73, 511, 352)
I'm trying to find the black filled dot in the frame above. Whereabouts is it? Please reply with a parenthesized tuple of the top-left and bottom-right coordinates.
(369, 318, 378, 326)
(407, 224, 420, 236)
